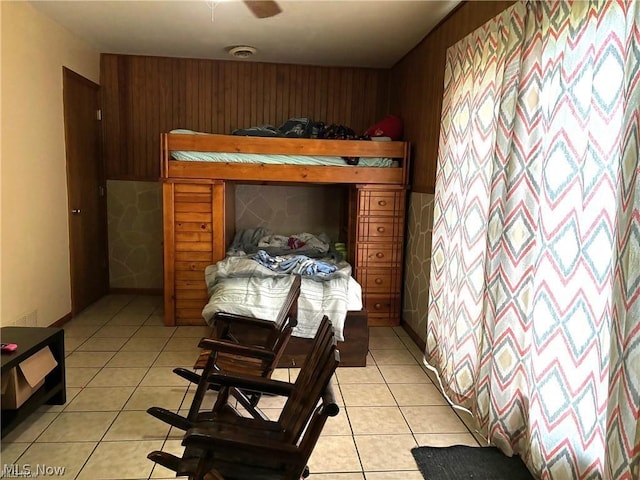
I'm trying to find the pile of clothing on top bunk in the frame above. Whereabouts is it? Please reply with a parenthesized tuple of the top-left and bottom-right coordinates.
(232, 117, 324, 139)
(232, 115, 404, 166)
(232, 115, 403, 141)
(232, 117, 362, 140)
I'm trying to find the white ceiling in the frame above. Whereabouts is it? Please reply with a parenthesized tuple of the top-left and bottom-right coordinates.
(30, 0, 459, 68)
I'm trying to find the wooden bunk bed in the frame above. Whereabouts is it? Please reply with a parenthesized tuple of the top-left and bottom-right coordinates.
(161, 131, 411, 367)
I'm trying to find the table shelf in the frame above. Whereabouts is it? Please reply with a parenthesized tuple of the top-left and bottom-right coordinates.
(1, 327, 66, 438)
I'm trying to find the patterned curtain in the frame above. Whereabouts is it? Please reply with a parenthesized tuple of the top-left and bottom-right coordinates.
(427, 1, 639, 478)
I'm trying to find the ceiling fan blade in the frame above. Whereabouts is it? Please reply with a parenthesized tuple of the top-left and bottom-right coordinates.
(243, 0, 282, 18)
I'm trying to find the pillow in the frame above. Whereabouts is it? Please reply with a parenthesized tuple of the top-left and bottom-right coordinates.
(364, 114, 403, 140)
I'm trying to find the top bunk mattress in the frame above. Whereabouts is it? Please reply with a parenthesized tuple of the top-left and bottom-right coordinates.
(169, 129, 396, 168)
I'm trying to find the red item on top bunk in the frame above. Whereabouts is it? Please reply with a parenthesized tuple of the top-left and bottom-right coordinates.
(364, 114, 403, 140)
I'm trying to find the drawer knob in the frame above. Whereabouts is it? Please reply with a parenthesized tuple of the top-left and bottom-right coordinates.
(378, 200, 387, 206)
(377, 226, 385, 233)
(374, 303, 382, 309)
(375, 278, 383, 285)
(376, 252, 384, 258)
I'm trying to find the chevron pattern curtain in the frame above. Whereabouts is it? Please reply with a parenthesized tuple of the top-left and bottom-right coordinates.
(427, 1, 639, 478)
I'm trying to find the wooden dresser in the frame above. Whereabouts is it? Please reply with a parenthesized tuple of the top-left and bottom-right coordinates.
(348, 186, 407, 326)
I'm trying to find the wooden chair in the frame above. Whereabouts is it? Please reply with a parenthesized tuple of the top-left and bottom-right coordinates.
(147, 316, 340, 480)
(148, 274, 301, 431)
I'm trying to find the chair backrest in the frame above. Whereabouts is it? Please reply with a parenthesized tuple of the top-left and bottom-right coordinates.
(257, 274, 300, 378)
(274, 274, 301, 329)
(295, 378, 340, 473)
(265, 274, 300, 349)
(279, 315, 340, 443)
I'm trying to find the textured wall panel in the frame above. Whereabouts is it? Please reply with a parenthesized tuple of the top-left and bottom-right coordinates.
(402, 192, 435, 341)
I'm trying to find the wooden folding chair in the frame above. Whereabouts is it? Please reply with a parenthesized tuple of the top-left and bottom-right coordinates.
(147, 316, 340, 480)
(148, 274, 301, 431)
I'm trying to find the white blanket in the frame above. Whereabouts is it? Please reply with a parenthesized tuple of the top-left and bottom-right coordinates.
(202, 256, 362, 341)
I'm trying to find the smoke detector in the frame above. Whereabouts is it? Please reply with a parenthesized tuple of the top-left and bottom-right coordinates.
(227, 45, 257, 59)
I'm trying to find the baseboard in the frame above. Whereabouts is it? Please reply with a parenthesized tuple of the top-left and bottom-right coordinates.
(50, 312, 72, 328)
(400, 321, 426, 351)
(109, 287, 163, 295)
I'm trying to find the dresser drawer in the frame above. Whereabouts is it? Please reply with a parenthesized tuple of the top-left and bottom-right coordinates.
(356, 217, 404, 241)
(364, 295, 401, 316)
(356, 243, 403, 267)
(357, 189, 406, 216)
(366, 293, 402, 326)
(356, 268, 402, 293)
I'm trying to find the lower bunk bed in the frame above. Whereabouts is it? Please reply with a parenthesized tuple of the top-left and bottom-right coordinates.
(199, 240, 368, 368)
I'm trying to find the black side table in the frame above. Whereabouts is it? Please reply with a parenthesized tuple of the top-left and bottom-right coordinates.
(1, 327, 66, 438)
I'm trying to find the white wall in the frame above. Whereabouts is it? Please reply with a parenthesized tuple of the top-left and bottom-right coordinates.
(1, 1, 100, 327)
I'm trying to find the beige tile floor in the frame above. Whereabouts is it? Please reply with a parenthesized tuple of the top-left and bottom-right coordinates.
(1, 295, 480, 479)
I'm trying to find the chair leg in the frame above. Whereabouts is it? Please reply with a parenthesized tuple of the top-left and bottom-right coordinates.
(302, 465, 310, 478)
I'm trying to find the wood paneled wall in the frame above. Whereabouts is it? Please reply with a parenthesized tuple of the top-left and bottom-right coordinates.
(389, 1, 515, 193)
(101, 54, 390, 180)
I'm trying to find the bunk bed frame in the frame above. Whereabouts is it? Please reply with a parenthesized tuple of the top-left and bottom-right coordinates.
(161, 133, 410, 185)
(161, 132, 411, 367)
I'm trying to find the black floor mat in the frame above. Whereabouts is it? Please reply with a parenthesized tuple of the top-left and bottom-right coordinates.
(411, 445, 535, 480)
